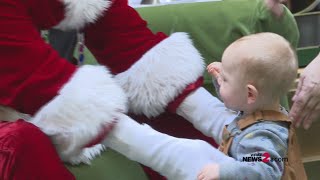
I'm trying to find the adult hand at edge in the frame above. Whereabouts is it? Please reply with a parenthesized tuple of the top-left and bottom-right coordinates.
(264, 0, 287, 17)
(290, 53, 320, 129)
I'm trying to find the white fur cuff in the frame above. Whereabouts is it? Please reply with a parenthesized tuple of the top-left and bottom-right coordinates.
(115, 33, 205, 117)
(55, 0, 112, 30)
(31, 65, 127, 164)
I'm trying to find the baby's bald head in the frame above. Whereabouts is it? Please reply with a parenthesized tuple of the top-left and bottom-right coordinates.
(222, 32, 298, 103)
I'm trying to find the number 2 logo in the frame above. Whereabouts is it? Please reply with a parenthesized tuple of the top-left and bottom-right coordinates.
(262, 152, 270, 163)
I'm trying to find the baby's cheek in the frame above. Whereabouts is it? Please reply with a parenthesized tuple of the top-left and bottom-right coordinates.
(217, 77, 223, 86)
(219, 88, 227, 101)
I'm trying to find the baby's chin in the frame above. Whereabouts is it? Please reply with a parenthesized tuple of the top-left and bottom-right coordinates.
(225, 104, 242, 112)
(224, 104, 235, 110)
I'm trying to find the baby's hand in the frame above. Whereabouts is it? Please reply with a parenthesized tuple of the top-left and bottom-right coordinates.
(207, 62, 222, 86)
(197, 163, 220, 180)
(207, 62, 222, 78)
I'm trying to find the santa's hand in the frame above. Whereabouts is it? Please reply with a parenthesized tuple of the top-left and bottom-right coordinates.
(290, 53, 320, 129)
(197, 163, 220, 180)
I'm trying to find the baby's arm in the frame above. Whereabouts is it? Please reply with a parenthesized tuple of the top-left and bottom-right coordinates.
(176, 62, 236, 143)
(105, 114, 235, 180)
(218, 123, 288, 180)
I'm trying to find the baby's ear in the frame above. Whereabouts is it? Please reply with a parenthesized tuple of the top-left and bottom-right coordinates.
(247, 84, 258, 104)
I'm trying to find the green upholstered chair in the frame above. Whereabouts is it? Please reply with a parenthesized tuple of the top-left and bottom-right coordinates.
(66, 150, 148, 180)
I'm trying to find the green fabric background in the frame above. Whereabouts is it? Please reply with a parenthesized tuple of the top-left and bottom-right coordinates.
(67, 150, 148, 180)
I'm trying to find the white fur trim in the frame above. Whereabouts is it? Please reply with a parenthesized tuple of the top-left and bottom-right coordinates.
(115, 33, 205, 117)
(30, 65, 127, 164)
(55, 0, 112, 30)
(68, 144, 105, 165)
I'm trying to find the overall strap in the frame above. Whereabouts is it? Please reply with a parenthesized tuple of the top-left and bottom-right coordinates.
(237, 110, 290, 130)
(282, 122, 307, 180)
(219, 126, 234, 155)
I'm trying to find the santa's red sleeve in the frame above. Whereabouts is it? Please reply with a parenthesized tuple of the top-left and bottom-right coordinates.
(32, 0, 204, 119)
(80, 0, 205, 117)
(0, 0, 127, 164)
(0, 0, 205, 165)
(0, 120, 75, 180)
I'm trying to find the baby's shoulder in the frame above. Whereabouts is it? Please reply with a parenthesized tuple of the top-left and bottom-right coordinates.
(241, 120, 289, 140)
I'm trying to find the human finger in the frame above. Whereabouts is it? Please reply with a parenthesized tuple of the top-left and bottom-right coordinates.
(299, 99, 317, 129)
(208, 67, 220, 78)
(290, 98, 308, 128)
(197, 172, 205, 180)
(207, 62, 219, 70)
(303, 95, 320, 129)
(206, 63, 216, 70)
(292, 76, 305, 101)
(207, 65, 216, 75)
(290, 83, 312, 127)
(296, 90, 318, 128)
(294, 79, 320, 127)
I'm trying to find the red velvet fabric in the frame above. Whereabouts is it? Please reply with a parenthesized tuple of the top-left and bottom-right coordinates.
(85, 0, 167, 75)
(167, 77, 204, 113)
(0, 1, 77, 178)
(0, 0, 76, 115)
(0, 120, 75, 180)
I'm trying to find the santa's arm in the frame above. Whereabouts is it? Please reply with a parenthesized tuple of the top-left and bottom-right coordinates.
(80, 0, 236, 142)
(46, 0, 236, 171)
(0, 0, 126, 164)
(51, 0, 235, 142)
(83, 0, 205, 118)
